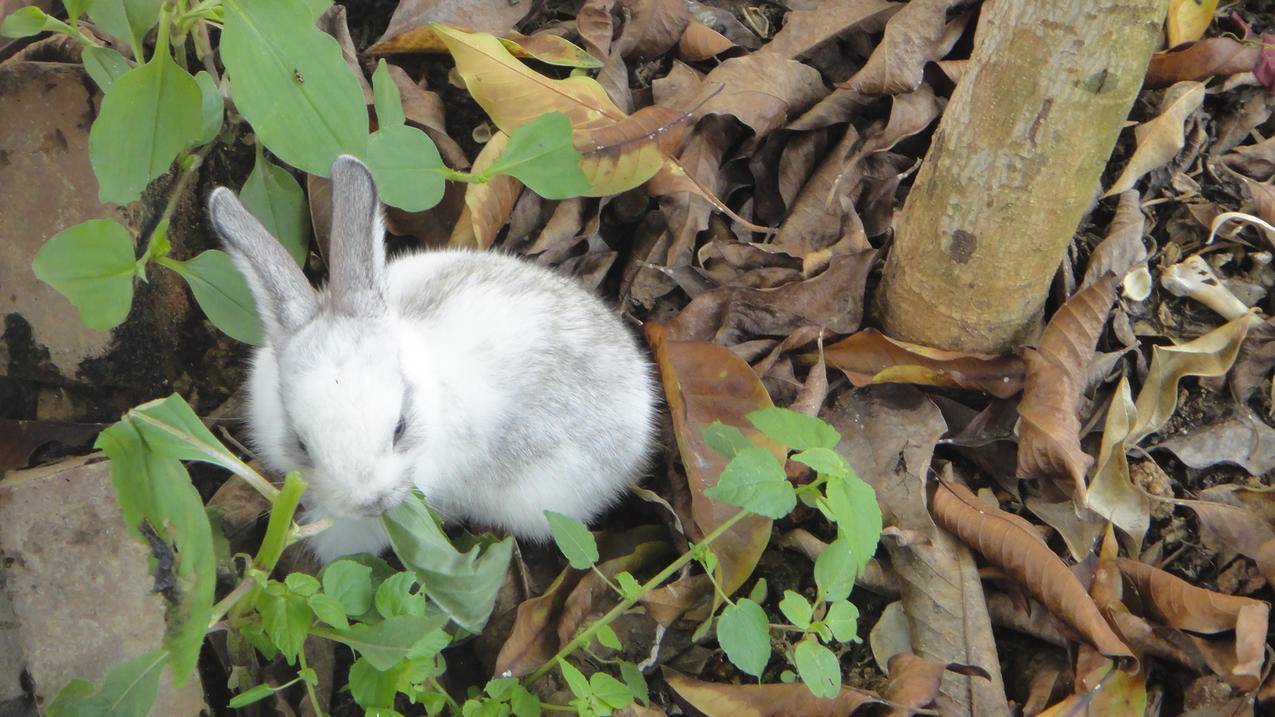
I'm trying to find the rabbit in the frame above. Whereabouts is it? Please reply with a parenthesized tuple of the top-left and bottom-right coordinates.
(207, 155, 658, 563)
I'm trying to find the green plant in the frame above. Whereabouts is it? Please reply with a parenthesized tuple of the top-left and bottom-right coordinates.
(4, 0, 591, 342)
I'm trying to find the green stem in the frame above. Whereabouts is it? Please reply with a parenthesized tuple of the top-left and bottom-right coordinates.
(139, 142, 215, 264)
(590, 565, 621, 598)
(427, 677, 460, 714)
(440, 167, 486, 183)
(525, 508, 754, 685)
(208, 573, 256, 627)
(298, 649, 327, 717)
(254, 472, 307, 573)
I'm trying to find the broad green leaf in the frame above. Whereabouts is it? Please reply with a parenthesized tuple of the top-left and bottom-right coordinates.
(778, 591, 812, 630)
(348, 657, 402, 709)
(95, 419, 214, 681)
(166, 249, 264, 345)
(366, 125, 446, 211)
(595, 624, 622, 651)
(545, 510, 599, 569)
(258, 590, 312, 662)
(89, 46, 202, 204)
(590, 672, 633, 710)
(227, 683, 277, 708)
(307, 593, 351, 630)
(238, 153, 311, 265)
(747, 407, 840, 450)
(322, 560, 374, 615)
(382, 493, 514, 633)
(793, 641, 841, 699)
(302, 0, 333, 20)
(46, 649, 167, 717)
(792, 447, 850, 479)
(371, 59, 406, 129)
(703, 446, 796, 519)
(83, 46, 132, 92)
(821, 474, 882, 578)
(813, 536, 855, 604)
(284, 573, 320, 596)
(748, 578, 768, 604)
(328, 614, 449, 671)
(824, 601, 859, 643)
(702, 422, 752, 459)
(615, 571, 642, 600)
(87, 0, 163, 49)
(194, 71, 224, 146)
(716, 598, 770, 677)
(558, 659, 589, 699)
(1, 6, 62, 38)
(619, 661, 648, 707)
(64, 0, 91, 21)
(510, 684, 542, 717)
(375, 572, 426, 619)
(31, 219, 136, 330)
(481, 112, 589, 200)
(105, 393, 254, 479)
(221, 0, 368, 176)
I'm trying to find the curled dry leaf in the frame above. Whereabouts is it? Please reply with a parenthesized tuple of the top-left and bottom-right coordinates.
(1085, 377, 1150, 551)
(450, 132, 522, 249)
(616, 0, 689, 61)
(372, 26, 602, 68)
(840, 0, 966, 95)
(646, 323, 782, 597)
(929, 481, 1135, 663)
(1104, 81, 1206, 197)
(882, 653, 952, 714)
(1230, 316, 1275, 406)
(663, 670, 882, 717)
(1223, 135, 1275, 181)
(1146, 37, 1258, 88)
(577, 0, 616, 59)
(674, 54, 828, 139)
(1081, 190, 1147, 293)
(677, 20, 734, 61)
(375, 0, 533, 48)
(1015, 274, 1120, 494)
(1171, 496, 1275, 584)
(822, 329, 1025, 399)
(1155, 411, 1275, 475)
(758, 0, 898, 62)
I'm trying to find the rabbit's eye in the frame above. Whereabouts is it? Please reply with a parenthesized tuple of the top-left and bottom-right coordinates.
(393, 416, 407, 447)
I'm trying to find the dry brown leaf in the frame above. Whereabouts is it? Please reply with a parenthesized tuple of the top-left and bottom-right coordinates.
(822, 329, 1024, 399)
(578, 105, 693, 197)
(687, 0, 761, 50)
(1081, 190, 1147, 292)
(1155, 412, 1275, 475)
(0, 419, 102, 474)
(646, 323, 781, 597)
(840, 0, 966, 95)
(640, 573, 712, 626)
(674, 54, 828, 139)
(1085, 377, 1150, 551)
(758, 0, 898, 62)
(930, 481, 1135, 663)
(1024, 496, 1106, 562)
(1231, 317, 1275, 407)
(1223, 135, 1275, 181)
(1016, 275, 1120, 494)
(1145, 37, 1258, 88)
(664, 670, 881, 717)
(375, 0, 533, 48)
(881, 653, 947, 714)
(1104, 81, 1206, 197)
(450, 132, 522, 249)
(771, 126, 865, 258)
(868, 601, 913, 671)
(555, 537, 672, 650)
(384, 64, 468, 169)
(577, 0, 616, 58)
(616, 0, 689, 61)
(677, 20, 734, 61)
(1173, 497, 1275, 579)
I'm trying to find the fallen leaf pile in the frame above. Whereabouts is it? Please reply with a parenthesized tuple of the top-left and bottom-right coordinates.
(7, 0, 1275, 715)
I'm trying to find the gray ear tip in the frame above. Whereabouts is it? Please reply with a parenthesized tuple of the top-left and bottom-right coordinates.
(331, 154, 371, 176)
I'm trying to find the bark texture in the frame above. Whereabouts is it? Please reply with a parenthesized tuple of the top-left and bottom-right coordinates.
(875, 0, 1166, 353)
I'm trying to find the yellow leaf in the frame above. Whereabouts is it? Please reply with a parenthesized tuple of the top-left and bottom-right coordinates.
(1166, 0, 1218, 47)
(450, 132, 521, 249)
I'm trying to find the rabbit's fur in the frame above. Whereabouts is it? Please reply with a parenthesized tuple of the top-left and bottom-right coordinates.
(208, 156, 657, 562)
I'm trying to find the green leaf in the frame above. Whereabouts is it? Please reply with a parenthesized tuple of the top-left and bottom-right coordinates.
(285, 573, 320, 597)
(95, 416, 215, 682)
(366, 124, 446, 211)
(1, 6, 61, 38)
(619, 661, 648, 707)
(589, 672, 633, 710)
(510, 684, 542, 717)
(792, 447, 850, 479)
(821, 474, 882, 578)
(375, 571, 426, 619)
(348, 657, 402, 709)
(221, 0, 368, 176)
(716, 598, 771, 678)
(89, 47, 202, 204)
(372, 59, 406, 128)
(813, 536, 855, 604)
(748, 578, 768, 604)
(327, 613, 449, 671)
(238, 153, 311, 265)
(322, 559, 374, 615)
(595, 623, 622, 651)
(83, 46, 132, 92)
(545, 510, 599, 569)
(615, 571, 642, 601)
(227, 683, 277, 708)
(823, 601, 859, 643)
(482, 112, 589, 200)
(702, 422, 752, 459)
(103, 393, 253, 478)
(31, 219, 136, 331)
(793, 641, 841, 699)
(558, 659, 589, 699)
(747, 407, 840, 450)
(87, 0, 163, 49)
(46, 649, 167, 717)
(778, 591, 812, 630)
(307, 593, 351, 630)
(703, 446, 796, 519)
(258, 590, 312, 663)
(194, 71, 224, 146)
(64, 0, 91, 21)
(383, 493, 514, 633)
(166, 249, 264, 345)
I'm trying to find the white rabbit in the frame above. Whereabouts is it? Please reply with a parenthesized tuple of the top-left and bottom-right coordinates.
(208, 155, 657, 563)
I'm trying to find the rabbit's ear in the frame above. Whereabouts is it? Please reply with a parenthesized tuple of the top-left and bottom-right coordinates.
(329, 155, 386, 317)
(208, 187, 317, 336)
